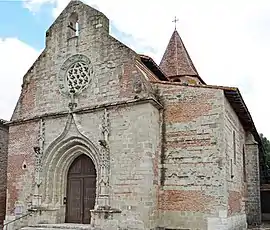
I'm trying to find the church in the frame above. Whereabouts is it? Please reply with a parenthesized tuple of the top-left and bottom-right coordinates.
(0, 0, 263, 229)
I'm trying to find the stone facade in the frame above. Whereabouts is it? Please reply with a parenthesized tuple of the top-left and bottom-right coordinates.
(153, 83, 258, 230)
(0, 120, 8, 228)
(4, 1, 262, 230)
(156, 83, 226, 229)
(245, 133, 261, 226)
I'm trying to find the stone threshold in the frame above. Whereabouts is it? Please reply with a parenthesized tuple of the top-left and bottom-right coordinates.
(249, 223, 270, 230)
(24, 223, 94, 229)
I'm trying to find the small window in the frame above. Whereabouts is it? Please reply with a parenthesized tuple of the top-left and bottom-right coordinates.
(243, 145, 247, 182)
(230, 159, 234, 179)
(233, 131, 236, 164)
(75, 22, 79, 36)
(173, 78, 181, 82)
(67, 12, 79, 39)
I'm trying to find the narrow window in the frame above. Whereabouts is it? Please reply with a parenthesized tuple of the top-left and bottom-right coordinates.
(231, 159, 234, 179)
(75, 21, 79, 36)
(67, 12, 79, 39)
(243, 145, 247, 182)
(233, 131, 236, 164)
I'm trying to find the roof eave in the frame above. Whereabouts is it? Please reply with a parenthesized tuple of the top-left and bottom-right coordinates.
(224, 88, 262, 146)
(139, 55, 169, 81)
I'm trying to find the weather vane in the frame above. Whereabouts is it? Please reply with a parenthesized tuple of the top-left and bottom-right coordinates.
(172, 16, 179, 30)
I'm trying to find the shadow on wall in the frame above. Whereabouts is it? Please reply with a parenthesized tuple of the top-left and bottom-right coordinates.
(261, 190, 270, 222)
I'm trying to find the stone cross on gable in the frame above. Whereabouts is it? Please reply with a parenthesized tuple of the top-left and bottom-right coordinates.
(172, 16, 179, 30)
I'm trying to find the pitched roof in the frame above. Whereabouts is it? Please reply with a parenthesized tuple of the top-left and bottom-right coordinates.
(139, 55, 169, 81)
(159, 29, 199, 77)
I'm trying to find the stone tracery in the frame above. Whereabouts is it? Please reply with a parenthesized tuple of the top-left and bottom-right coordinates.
(58, 54, 93, 97)
(66, 61, 90, 94)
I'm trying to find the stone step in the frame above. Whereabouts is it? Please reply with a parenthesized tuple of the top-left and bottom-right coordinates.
(22, 228, 67, 230)
(20, 224, 95, 230)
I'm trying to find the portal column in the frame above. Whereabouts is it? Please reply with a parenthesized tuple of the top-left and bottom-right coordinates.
(90, 108, 121, 228)
(96, 108, 110, 209)
(32, 119, 45, 208)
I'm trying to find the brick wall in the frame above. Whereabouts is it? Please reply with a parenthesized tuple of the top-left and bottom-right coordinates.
(0, 121, 8, 227)
(154, 83, 250, 229)
(109, 103, 160, 229)
(155, 83, 227, 229)
(224, 98, 248, 229)
(6, 122, 38, 214)
(224, 97, 246, 213)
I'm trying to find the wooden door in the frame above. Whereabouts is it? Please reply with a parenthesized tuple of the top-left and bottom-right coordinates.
(66, 155, 96, 224)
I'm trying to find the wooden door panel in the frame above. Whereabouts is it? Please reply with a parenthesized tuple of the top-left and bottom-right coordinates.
(83, 177, 96, 224)
(66, 155, 96, 224)
(69, 158, 82, 174)
(82, 158, 96, 175)
(66, 178, 83, 223)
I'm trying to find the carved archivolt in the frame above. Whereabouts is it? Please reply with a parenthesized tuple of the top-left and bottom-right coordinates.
(40, 114, 102, 207)
(39, 112, 112, 209)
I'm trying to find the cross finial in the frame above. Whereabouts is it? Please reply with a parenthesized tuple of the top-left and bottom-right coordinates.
(172, 16, 179, 30)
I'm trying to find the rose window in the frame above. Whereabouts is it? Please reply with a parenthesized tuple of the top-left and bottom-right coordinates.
(66, 61, 91, 94)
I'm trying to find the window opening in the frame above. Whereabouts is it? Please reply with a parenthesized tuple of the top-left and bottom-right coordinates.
(243, 145, 247, 182)
(67, 12, 79, 39)
(75, 22, 79, 36)
(231, 159, 234, 179)
(233, 131, 236, 164)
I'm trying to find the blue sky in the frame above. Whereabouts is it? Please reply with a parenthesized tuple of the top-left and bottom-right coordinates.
(0, 1, 53, 50)
(0, 0, 156, 54)
(1, 0, 270, 139)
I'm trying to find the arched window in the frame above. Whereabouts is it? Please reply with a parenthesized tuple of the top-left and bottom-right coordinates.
(67, 12, 79, 39)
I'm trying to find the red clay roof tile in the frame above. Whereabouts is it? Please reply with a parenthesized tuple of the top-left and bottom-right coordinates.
(159, 30, 199, 77)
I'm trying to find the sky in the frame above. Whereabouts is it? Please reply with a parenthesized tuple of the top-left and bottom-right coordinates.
(0, 0, 270, 139)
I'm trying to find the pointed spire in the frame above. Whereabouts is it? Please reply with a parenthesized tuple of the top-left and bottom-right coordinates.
(159, 29, 199, 78)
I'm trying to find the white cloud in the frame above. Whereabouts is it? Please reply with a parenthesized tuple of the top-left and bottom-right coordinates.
(17, 0, 270, 139)
(23, 0, 55, 13)
(0, 38, 40, 120)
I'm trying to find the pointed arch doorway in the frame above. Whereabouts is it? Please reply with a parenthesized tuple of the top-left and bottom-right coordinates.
(65, 154, 96, 224)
